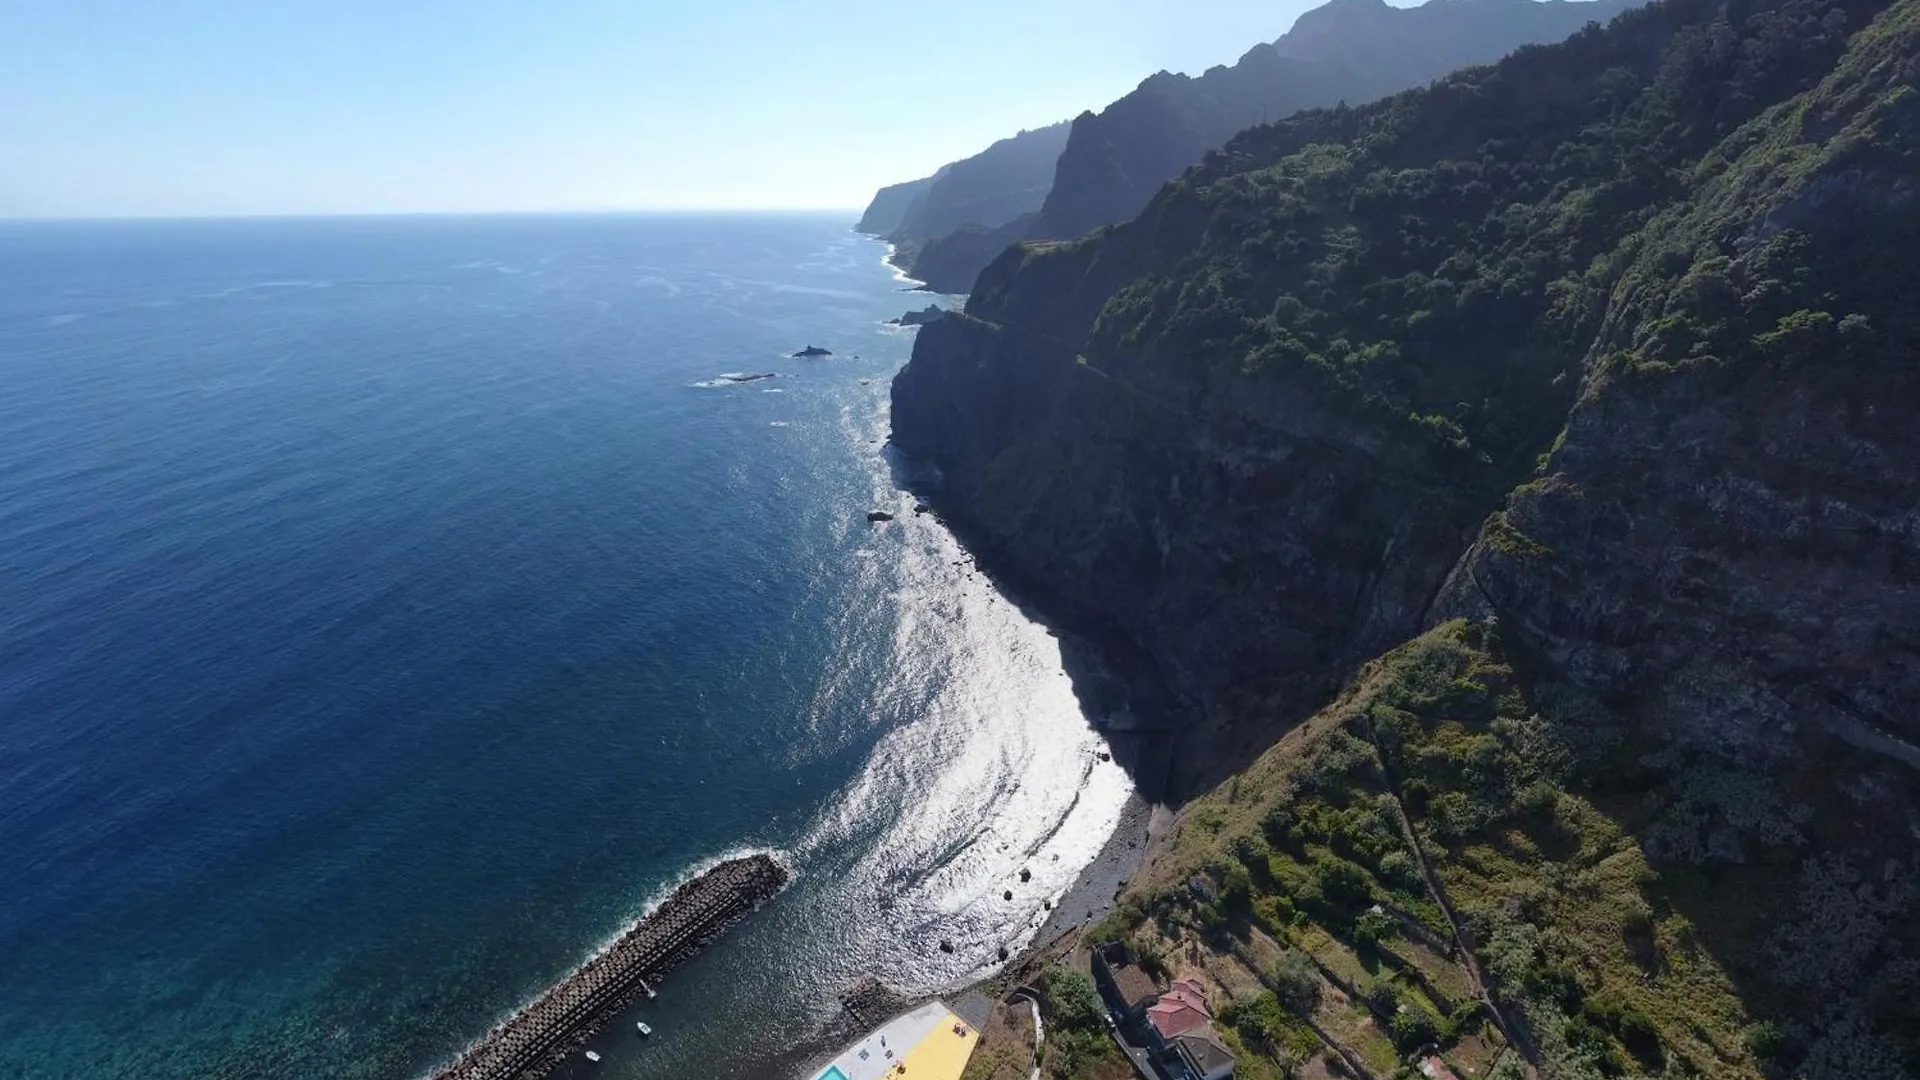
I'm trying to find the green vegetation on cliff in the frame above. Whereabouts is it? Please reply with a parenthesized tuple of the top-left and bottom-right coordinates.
(896, 0, 1920, 764)
(1079, 0, 1905, 469)
(1093, 621, 1917, 1079)
(895, 0, 1920, 1072)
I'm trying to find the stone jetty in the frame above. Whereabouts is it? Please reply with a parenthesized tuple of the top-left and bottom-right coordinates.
(430, 854, 790, 1080)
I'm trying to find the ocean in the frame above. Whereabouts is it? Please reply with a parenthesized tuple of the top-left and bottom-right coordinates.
(0, 214, 1133, 1080)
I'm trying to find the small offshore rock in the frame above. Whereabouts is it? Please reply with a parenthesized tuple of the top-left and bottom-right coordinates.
(1003, 890, 1013, 901)
(913, 503, 933, 514)
(938, 938, 955, 954)
(867, 511, 895, 523)
(1019, 868, 1031, 883)
(997, 945, 1010, 961)
(792, 345, 832, 358)
(888, 305, 948, 328)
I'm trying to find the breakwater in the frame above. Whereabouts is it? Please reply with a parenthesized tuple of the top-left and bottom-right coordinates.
(431, 854, 791, 1080)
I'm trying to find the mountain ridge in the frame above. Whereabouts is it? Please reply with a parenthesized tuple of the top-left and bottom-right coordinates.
(863, 0, 1639, 293)
(892, 0, 1920, 1069)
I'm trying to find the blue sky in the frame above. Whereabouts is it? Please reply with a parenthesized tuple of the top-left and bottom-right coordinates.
(1, 0, 1365, 218)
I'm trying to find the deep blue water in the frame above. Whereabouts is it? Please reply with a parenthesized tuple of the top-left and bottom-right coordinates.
(0, 215, 1132, 1080)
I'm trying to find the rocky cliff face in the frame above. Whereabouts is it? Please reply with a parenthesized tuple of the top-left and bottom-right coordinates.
(891, 215, 1032, 294)
(894, 253, 1503, 780)
(863, 0, 1640, 296)
(892, 0, 1920, 791)
(856, 123, 1070, 245)
(856, 176, 939, 236)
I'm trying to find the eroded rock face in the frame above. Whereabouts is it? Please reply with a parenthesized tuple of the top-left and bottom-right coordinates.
(1456, 367, 1920, 763)
(894, 260, 1491, 784)
(892, 0, 1920, 788)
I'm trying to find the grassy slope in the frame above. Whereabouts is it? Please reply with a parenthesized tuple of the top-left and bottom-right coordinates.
(1086, 620, 1915, 1080)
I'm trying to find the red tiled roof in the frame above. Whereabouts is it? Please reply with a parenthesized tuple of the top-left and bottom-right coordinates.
(1147, 976, 1214, 1040)
(1148, 1001, 1210, 1039)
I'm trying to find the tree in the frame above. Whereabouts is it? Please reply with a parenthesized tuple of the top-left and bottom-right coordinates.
(1042, 965, 1106, 1033)
(1272, 948, 1324, 1015)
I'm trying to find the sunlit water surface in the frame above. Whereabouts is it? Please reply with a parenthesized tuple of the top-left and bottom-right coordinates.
(0, 214, 1131, 1080)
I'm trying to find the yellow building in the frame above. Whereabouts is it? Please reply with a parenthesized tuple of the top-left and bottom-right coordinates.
(808, 1001, 979, 1080)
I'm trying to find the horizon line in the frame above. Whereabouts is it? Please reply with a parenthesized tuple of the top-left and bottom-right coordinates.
(0, 206, 866, 225)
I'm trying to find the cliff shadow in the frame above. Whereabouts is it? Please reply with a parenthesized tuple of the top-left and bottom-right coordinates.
(882, 446, 1182, 803)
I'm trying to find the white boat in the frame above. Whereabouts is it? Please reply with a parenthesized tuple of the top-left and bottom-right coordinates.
(636, 1022, 653, 1037)
(584, 1050, 602, 1063)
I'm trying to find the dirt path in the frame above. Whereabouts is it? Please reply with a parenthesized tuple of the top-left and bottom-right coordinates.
(1359, 712, 1541, 1078)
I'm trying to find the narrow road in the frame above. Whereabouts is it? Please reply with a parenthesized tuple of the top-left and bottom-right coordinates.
(1008, 989, 1044, 1080)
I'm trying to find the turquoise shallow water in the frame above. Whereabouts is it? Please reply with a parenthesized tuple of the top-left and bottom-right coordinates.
(0, 214, 1132, 1079)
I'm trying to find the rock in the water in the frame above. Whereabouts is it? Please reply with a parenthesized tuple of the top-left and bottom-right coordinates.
(867, 511, 895, 523)
(1019, 868, 1031, 883)
(997, 945, 1010, 961)
(1003, 890, 1013, 901)
(792, 345, 833, 358)
(938, 938, 955, 954)
(913, 503, 933, 515)
(716, 372, 777, 383)
(888, 305, 948, 328)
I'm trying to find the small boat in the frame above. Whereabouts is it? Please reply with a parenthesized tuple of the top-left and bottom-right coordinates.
(636, 1022, 653, 1037)
(584, 1050, 602, 1063)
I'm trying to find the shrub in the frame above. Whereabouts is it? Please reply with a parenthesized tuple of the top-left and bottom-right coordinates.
(1353, 907, 1399, 947)
(1309, 853, 1374, 910)
(1216, 858, 1256, 912)
(1743, 1020, 1785, 1060)
(1272, 948, 1324, 1015)
(1254, 894, 1300, 932)
(1133, 939, 1170, 981)
(1234, 833, 1275, 878)
(1389, 1006, 1439, 1051)
(1377, 849, 1422, 891)
(1048, 1028, 1115, 1077)
(1516, 779, 1561, 816)
(1042, 965, 1106, 1033)
(1523, 958, 1585, 1009)
(1562, 1013, 1625, 1076)
(1358, 977, 1401, 1018)
(1584, 994, 1660, 1066)
(1263, 806, 1300, 849)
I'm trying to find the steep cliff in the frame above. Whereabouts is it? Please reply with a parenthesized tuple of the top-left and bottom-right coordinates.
(898, 0, 1919, 1070)
(856, 175, 939, 236)
(863, 0, 1640, 296)
(856, 123, 1070, 245)
(1029, 0, 1639, 241)
(897, 0, 1916, 772)
(893, 215, 1032, 294)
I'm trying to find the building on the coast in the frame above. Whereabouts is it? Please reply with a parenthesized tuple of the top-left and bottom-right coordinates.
(1139, 978, 1235, 1080)
(1091, 942, 1163, 1024)
(808, 1000, 978, 1080)
(1172, 1026, 1237, 1080)
(1420, 1054, 1465, 1080)
(1146, 978, 1213, 1041)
